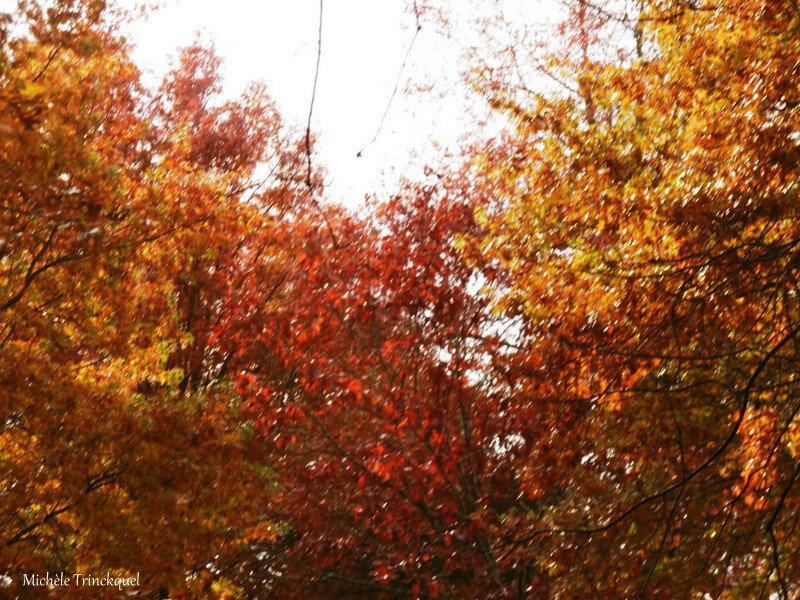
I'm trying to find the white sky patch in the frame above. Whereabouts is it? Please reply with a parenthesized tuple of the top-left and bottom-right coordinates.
(121, 0, 484, 207)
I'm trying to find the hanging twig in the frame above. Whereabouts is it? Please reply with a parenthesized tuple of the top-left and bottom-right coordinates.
(304, 0, 340, 249)
(305, 0, 324, 191)
(357, 8, 422, 157)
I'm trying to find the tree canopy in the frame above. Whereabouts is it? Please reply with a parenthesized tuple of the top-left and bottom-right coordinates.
(2, 0, 800, 598)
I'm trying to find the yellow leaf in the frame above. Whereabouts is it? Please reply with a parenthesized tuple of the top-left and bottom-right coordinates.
(19, 82, 46, 101)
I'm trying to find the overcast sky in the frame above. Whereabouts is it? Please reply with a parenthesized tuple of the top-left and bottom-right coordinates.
(3, 0, 560, 205)
(122, 0, 484, 206)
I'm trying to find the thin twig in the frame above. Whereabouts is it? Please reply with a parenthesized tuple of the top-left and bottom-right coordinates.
(303, 0, 340, 248)
(356, 15, 422, 157)
(305, 0, 324, 191)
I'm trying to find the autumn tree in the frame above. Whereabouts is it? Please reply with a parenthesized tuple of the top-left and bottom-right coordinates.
(461, 0, 800, 597)
(208, 179, 565, 598)
(0, 1, 308, 596)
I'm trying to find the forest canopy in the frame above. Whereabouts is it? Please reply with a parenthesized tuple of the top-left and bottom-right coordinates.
(2, 0, 800, 598)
